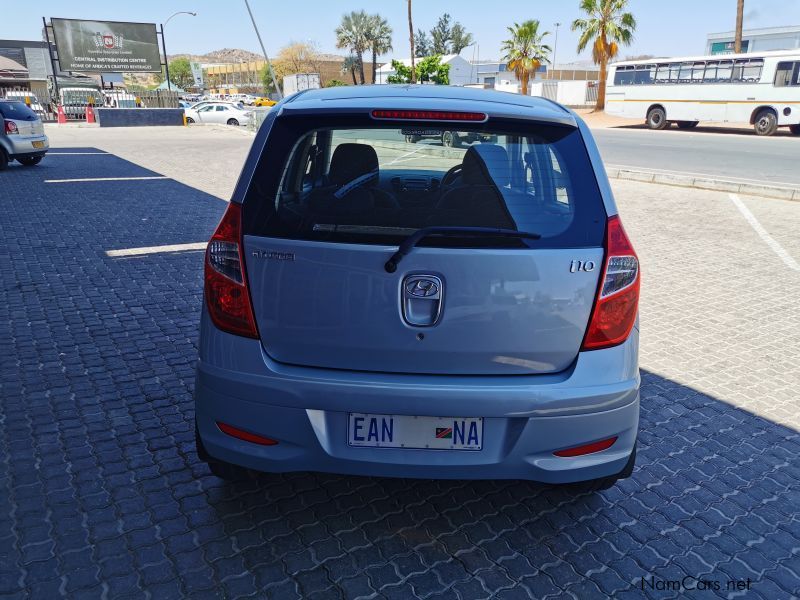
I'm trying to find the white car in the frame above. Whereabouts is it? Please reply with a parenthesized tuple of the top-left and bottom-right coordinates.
(185, 102, 252, 126)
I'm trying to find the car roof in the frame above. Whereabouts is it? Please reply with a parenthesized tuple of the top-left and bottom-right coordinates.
(279, 84, 576, 126)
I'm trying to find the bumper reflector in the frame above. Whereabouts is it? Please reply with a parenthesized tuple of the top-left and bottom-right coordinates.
(216, 422, 278, 446)
(553, 436, 617, 457)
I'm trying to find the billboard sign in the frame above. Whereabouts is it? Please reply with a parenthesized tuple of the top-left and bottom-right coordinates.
(190, 61, 204, 88)
(51, 18, 162, 72)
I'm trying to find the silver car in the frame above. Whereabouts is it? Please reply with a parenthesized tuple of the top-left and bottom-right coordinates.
(0, 100, 49, 169)
(185, 102, 252, 126)
(195, 86, 641, 490)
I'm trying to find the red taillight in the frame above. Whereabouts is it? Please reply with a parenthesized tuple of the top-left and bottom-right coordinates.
(582, 216, 640, 351)
(371, 109, 487, 122)
(204, 202, 258, 338)
(4, 120, 18, 134)
(554, 436, 617, 457)
(217, 422, 278, 445)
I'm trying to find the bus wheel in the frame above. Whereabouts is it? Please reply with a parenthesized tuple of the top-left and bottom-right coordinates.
(789, 125, 800, 135)
(646, 107, 668, 130)
(754, 109, 778, 136)
(677, 121, 699, 129)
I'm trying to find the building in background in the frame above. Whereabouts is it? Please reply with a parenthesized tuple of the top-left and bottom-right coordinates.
(0, 40, 52, 100)
(707, 25, 800, 55)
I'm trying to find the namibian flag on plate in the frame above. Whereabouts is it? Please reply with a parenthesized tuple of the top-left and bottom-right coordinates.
(435, 427, 453, 439)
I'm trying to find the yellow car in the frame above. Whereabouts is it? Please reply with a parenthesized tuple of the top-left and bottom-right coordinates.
(253, 97, 277, 107)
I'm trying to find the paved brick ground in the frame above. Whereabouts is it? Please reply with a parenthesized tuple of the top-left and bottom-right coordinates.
(1, 129, 799, 599)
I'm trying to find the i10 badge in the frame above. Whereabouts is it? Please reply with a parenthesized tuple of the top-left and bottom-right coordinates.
(348, 413, 483, 450)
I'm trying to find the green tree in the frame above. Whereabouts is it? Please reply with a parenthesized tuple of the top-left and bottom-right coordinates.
(386, 56, 449, 84)
(325, 79, 347, 87)
(168, 57, 193, 89)
(572, 0, 636, 111)
(414, 29, 431, 57)
(450, 23, 474, 54)
(261, 64, 278, 95)
(341, 55, 359, 85)
(367, 14, 393, 84)
(335, 10, 370, 84)
(501, 20, 551, 95)
(430, 13, 452, 55)
(386, 60, 414, 84)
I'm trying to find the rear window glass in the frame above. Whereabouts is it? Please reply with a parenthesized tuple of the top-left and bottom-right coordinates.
(245, 117, 606, 248)
(0, 101, 38, 121)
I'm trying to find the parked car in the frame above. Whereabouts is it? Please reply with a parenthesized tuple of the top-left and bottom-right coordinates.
(195, 86, 640, 490)
(404, 129, 497, 147)
(0, 100, 49, 169)
(185, 102, 252, 126)
(253, 97, 277, 107)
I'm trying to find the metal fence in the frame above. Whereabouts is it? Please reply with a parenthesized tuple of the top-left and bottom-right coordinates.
(585, 82, 599, 105)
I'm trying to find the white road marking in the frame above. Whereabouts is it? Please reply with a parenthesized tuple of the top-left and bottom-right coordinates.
(47, 152, 109, 155)
(106, 242, 206, 257)
(729, 193, 800, 272)
(608, 164, 799, 188)
(45, 176, 167, 183)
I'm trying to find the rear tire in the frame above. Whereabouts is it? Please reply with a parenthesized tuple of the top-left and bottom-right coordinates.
(18, 156, 42, 166)
(0, 150, 8, 171)
(646, 107, 668, 130)
(567, 443, 637, 492)
(676, 121, 699, 129)
(442, 130, 460, 147)
(227, 118, 239, 126)
(195, 424, 254, 482)
(186, 117, 195, 124)
(790, 124, 800, 135)
(754, 109, 778, 136)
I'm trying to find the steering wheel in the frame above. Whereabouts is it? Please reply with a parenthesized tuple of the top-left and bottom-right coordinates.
(442, 164, 463, 186)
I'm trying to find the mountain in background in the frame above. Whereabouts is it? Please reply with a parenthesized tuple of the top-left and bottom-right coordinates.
(168, 48, 263, 64)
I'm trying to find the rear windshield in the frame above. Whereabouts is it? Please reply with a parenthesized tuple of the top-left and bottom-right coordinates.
(245, 117, 606, 248)
(0, 102, 38, 121)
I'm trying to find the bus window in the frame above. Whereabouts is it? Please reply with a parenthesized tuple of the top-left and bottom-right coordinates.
(774, 61, 800, 87)
(634, 64, 655, 84)
(733, 58, 763, 82)
(703, 61, 719, 82)
(716, 60, 733, 82)
(613, 66, 635, 85)
(691, 62, 705, 83)
(668, 63, 681, 83)
(678, 62, 693, 83)
(654, 64, 670, 84)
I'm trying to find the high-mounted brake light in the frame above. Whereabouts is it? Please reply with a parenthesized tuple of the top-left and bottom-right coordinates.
(582, 216, 640, 351)
(204, 202, 258, 338)
(371, 109, 487, 122)
(4, 120, 18, 134)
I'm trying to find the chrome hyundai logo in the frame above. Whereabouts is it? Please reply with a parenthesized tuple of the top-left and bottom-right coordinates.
(406, 278, 439, 297)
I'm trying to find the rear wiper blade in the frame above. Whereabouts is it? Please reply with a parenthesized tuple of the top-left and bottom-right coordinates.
(385, 226, 541, 273)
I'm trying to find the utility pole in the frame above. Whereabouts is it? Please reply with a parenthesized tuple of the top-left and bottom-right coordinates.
(244, 0, 282, 99)
(552, 22, 561, 80)
(734, 0, 744, 53)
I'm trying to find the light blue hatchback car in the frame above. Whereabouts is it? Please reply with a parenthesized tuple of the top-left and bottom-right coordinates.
(195, 85, 640, 490)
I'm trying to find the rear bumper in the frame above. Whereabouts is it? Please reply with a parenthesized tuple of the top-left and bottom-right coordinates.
(195, 310, 640, 483)
(2, 135, 49, 158)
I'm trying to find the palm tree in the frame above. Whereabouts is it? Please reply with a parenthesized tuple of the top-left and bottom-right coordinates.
(367, 15, 393, 84)
(407, 0, 416, 83)
(501, 20, 551, 96)
(572, 0, 636, 111)
(341, 55, 358, 85)
(734, 0, 744, 53)
(335, 11, 370, 84)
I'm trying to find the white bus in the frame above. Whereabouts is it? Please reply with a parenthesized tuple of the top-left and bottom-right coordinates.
(606, 50, 800, 136)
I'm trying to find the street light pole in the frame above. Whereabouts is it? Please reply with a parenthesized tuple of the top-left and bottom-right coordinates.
(161, 11, 197, 91)
(552, 22, 561, 81)
(243, 0, 282, 99)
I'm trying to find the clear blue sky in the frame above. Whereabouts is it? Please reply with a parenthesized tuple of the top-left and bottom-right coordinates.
(2, 0, 798, 63)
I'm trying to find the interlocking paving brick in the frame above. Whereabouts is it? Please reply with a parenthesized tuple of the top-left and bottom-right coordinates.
(0, 128, 798, 598)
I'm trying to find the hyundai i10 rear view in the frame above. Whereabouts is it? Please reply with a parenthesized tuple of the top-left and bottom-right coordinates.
(195, 85, 640, 490)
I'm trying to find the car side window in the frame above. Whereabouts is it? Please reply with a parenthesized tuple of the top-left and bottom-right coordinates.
(216, 106, 227, 111)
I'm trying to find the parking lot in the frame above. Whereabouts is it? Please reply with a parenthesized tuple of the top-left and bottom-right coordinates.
(1, 125, 799, 599)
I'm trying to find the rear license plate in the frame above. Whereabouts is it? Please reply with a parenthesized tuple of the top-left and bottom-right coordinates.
(348, 413, 483, 450)
(32, 141, 45, 148)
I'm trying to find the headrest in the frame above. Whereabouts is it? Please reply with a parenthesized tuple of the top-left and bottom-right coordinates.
(461, 144, 510, 186)
(329, 143, 379, 186)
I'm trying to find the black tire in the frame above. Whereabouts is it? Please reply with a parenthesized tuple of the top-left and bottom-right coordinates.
(441, 130, 459, 147)
(186, 117, 195, 124)
(404, 134, 419, 143)
(195, 424, 253, 481)
(754, 109, 778, 136)
(567, 443, 637, 492)
(676, 121, 699, 129)
(0, 150, 8, 171)
(789, 124, 800, 135)
(646, 106, 668, 130)
(18, 156, 42, 167)
(227, 118, 239, 126)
